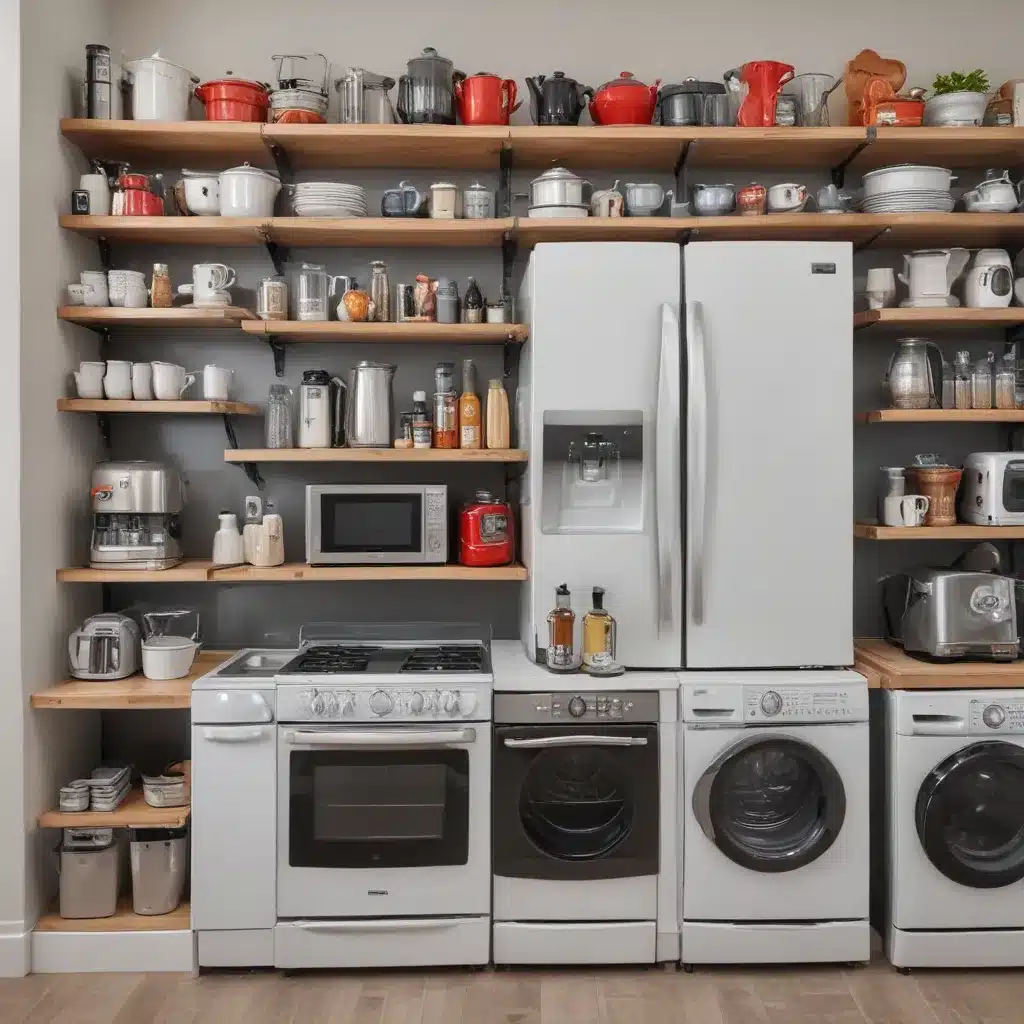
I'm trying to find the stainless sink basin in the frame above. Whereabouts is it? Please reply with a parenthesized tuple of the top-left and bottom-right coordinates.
(210, 649, 298, 679)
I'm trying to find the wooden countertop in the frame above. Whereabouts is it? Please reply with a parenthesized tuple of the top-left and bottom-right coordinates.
(855, 637, 1024, 689)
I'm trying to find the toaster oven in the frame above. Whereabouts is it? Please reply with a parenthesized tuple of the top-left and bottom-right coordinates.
(960, 453, 1024, 526)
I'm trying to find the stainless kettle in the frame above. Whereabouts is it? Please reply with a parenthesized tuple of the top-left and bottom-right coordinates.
(345, 361, 396, 448)
(334, 67, 396, 124)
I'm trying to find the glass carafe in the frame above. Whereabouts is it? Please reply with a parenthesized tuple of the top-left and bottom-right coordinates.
(569, 432, 620, 483)
(786, 73, 840, 126)
(397, 47, 463, 125)
(884, 339, 941, 410)
(294, 263, 328, 322)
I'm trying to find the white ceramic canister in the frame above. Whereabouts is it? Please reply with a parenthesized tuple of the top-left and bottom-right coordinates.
(123, 54, 198, 121)
(429, 182, 460, 219)
(463, 184, 495, 220)
(219, 163, 282, 218)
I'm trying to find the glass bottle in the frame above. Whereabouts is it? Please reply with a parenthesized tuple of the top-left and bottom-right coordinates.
(150, 263, 172, 308)
(954, 351, 972, 410)
(463, 276, 484, 324)
(996, 351, 1016, 410)
(485, 378, 510, 449)
(582, 587, 616, 671)
(369, 260, 391, 323)
(459, 358, 482, 449)
(412, 390, 431, 448)
(546, 583, 575, 672)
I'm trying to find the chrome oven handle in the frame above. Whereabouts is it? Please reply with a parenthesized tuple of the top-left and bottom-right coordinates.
(504, 735, 648, 748)
(687, 299, 709, 626)
(282, 727, 476, 747)
(201, 726, 271, 743)
(291, 918, 459, 933)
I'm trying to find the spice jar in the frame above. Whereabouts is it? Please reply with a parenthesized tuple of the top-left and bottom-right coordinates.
(150, 263, 172, 308)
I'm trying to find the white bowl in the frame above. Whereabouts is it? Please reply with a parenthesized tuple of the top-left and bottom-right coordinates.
(861, 164, 954, 198)
(142, 636, 197, 680)
(527, 205, 590, 219)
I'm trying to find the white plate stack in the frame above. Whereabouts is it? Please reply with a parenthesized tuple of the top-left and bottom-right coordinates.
(292, 182, 368, 218)
(860, 163, 956, 214)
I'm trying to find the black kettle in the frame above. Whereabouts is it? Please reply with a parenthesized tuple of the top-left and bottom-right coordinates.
(526, 71, 594, 126)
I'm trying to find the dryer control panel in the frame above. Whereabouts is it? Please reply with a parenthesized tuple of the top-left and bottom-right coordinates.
(969, 699, 1024, 733)
(743, 686, 863, 723)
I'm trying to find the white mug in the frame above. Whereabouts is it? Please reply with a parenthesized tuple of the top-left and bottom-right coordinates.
(884, 494, 930, 527)
(74, 361, 106, 399)
(132, 362, 153, 400)
(123, 282, 148, 309)
(195, 262, 235, 293)
(103, 360, 133, 400)
(767, 182, 808, 212)
(107, 269, 145, 308)
(80, 271, 108, 307)
(79, 172, 111, 216)
(151, 362, 195, 401)
(865, 267, 896, 309)
(202, 364, 233, 401)
(67, 283, 89, 305)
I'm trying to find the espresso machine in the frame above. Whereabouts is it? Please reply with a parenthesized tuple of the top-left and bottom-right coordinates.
(89, 461, 185, 570)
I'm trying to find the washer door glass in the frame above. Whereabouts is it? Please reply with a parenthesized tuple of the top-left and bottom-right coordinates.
(694, 736, 846, 872)
(916, 740, 1024, 889)
(519, 746, 633, 861)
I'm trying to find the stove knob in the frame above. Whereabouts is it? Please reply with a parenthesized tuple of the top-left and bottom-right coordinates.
(407, 691, 425, 715)
(459, 691, 478, 717)
(340, 691, 356, 715)
(568, 696, 587, 718)
(759, 690, 783, 717)
(309, 689, 325, 717)
(323, 691, 340, 717)
(369, 689, 393, 716)
(426, 690, 441, 712)
(983, 704, 1007, 729)
(441, 690, 458, 714)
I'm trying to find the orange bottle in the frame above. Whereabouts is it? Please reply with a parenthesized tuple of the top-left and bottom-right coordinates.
(459, 358, 482, 449)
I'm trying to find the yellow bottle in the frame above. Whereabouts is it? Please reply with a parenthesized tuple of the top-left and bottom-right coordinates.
(582, 587, 616, 671)
(459, 358, 481, 449)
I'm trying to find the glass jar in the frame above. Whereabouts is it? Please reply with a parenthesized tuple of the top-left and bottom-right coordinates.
(265, 384, 294, 448)
(941, 358, 954, 409)
(996, 352, 1016, 410)
(150, 263, 172, 308)
(954, 350, 972, 410)
(972, 355, 993, 410)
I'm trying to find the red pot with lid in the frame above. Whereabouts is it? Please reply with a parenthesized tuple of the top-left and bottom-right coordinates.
(455, 72, 520, 125)
(117, 172, 164, 216)
(589, 71, 660, 125)
(195, 76, 270, 122)
(459, 490, 514, 567)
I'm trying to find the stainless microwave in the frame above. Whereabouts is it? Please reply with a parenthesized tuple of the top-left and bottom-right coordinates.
(305, 484, 448, 565)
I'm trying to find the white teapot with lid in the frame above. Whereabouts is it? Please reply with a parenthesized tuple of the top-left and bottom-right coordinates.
(898, 248, 969, 303)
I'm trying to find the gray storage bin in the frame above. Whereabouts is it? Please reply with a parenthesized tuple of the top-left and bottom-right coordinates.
(130, 826, 186, 915)
(59, 839, 119, 919)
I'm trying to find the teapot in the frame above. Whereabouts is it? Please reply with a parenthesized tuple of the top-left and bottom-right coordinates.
(725, 61, 795, 127)
(526, 71, 594, 126)
(589, 72, 660, 126)
(397, 47, 464, 125)
(898, 249, 969, 302)
(381, 180, 427, 218)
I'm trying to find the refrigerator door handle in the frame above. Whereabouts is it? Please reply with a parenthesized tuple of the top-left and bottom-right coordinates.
(655, 302, 681, 629)
(687, 299, 709, 626)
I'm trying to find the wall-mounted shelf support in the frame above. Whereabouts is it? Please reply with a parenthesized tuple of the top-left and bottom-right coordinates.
(499, 145, 513, 218)
(222, 415, 264, 490)
(269, 339, 287, 377)
(501, 231, 516, 309)
(674, 140, 696, 204)
(97, 414, 111, 450)
(257, 228, 288, 275)
(263, 138, 294, 185)
(97, 236, 112, 271)
(678, 228, 696, 245)
(856, 225, 893, 251)
(831, 126, 875, 187)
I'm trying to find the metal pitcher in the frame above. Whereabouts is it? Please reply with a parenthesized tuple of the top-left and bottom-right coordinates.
(345, 361, 396, 448)
(334, 67, 396, 124)
(397, 47, 464, 125)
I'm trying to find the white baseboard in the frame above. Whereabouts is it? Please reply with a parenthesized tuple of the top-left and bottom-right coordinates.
(32, 929, 195, 973)
(0, 930, 30, 977)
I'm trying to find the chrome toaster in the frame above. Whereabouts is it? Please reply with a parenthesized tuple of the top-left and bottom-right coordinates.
(882, 568, 1018, 660)
(960, 452, 1024, 526)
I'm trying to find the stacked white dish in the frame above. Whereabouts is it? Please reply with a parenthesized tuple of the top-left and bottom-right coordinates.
(527, 204, 590, 219)
(291, 182, 368, 218)
(860, 164, 955, 214)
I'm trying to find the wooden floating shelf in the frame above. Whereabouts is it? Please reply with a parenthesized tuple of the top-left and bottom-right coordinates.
(855, 308, 1024, 330)
(59, 215, 265, 245)
(31, 652, 231, 709)
(856, 637, 1024, 689)
(858, 409, 1024, 423)
(35, 901, 190, 934)
(240, 321, 528, 343)
(225, 448, 527, 463)
(58, 560, 527, 583)
(58, 306, 256, 328)
(57, 399, 261, 415)
(855, 521, 1024, 540)
(60, 120, 1024, 174)
(39, 785, 189, 830)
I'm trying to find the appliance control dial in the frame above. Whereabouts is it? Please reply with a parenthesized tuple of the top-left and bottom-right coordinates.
(441, 690, 458, 714)
(369, 689, 393, 716)
(983, 704, 1007, 729)
(407, 691, 425, 715)
(323, 691, 340, 717)
(568, 696, 587, 718)
(459, 691, 478, 717)
(309, 688, 325, 717)
(340, 691, 356, 715)
(759, 690, 783, 717)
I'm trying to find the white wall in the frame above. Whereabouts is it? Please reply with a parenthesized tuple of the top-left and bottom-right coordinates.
(109, 0, 1024, 115)
(0, 0, 107, 976)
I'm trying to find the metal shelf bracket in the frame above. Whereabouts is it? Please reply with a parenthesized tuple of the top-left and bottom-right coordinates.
(263, 136, 294, 185)
(674, 140, 697, 201)
(831, 127, 875, 188)
(269, 339, 287, 377)
(97, 236, 112, 271)
(855, 225, 892, 251)
(97, 414, 111, 451)
(257, 227, 288, 276)
(222, 414, 265, 490)
(499, 145, 513, 218)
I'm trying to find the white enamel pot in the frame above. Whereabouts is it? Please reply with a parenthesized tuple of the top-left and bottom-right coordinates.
(123, 55, 198, 121)
(218, 163, 281, 218)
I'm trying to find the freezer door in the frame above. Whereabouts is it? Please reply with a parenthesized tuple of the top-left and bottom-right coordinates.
(684, 242, 852, 669)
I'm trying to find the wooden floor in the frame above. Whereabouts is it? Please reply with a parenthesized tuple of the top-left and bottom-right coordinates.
(3, 957, 1024, 1023)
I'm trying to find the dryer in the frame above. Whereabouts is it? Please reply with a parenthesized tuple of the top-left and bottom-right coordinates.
(680, 671, 870, 966)
(881, 688, 1024, 968)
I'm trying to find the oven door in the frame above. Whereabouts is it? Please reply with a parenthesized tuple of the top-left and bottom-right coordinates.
(277, 723, 490, 918)
(493, 724, 659, 881)
(306, 486, 426, 565)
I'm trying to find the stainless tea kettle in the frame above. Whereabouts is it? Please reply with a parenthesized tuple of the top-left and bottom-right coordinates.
(334, 67, 396, 124)
(346, 361, 396, 448)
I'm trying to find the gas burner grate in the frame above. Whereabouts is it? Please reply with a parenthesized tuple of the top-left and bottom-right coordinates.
(400, 646, 484, 673)
(287, 645, 381, 673)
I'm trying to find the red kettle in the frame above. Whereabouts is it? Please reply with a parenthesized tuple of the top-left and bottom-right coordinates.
(733, 61, 795, 127)
(455, 73, 520, 125)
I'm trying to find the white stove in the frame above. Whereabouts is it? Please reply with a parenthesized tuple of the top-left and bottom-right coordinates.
(192, 623, 493, 971)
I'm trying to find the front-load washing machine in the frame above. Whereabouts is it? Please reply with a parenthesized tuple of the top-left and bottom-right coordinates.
(880, 688, 1024, 968)
(680, 670, 870, 966)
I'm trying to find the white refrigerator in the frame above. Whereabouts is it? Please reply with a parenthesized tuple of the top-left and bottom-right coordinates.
(518, 241, 852, 670)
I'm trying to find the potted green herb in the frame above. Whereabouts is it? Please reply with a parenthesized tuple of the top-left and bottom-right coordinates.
(925, 70, 990, 126)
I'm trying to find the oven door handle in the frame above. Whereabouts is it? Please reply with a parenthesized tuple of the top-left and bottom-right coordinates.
(282, 727, 476, 747)
(503, 735, 648, 748)
(289, 918, 460, 934)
